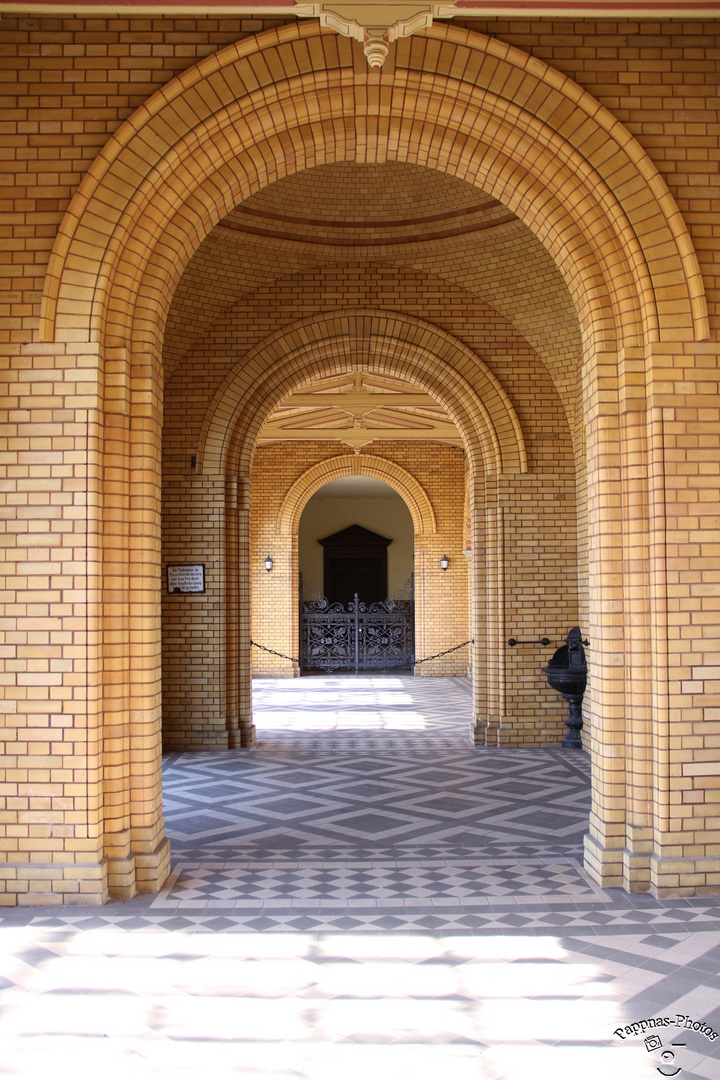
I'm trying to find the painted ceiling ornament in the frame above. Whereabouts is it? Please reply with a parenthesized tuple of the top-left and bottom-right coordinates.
(308, 3, 453, 67)
(362, 29, 390, 69)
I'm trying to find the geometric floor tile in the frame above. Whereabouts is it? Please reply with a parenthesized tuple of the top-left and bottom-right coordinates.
(150, 855, 610, 909)
(2, 677, 720, 1078)
(164, 677, 592, 856)
(147, 675, 720, 936)
(157, 675, 604, 925)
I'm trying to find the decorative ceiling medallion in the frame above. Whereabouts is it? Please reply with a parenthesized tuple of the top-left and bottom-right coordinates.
(258, 373, 463, 450)
(317, 5, 436, 67)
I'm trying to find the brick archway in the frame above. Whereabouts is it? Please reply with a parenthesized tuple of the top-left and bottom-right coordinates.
(277, 455, 437, 539)
(15, 18, 714, 901)
(39, 21, 707, 355)
(193, 309, 527, 748)
(253, 454, 440, 682)
(198, 310, 526, 477)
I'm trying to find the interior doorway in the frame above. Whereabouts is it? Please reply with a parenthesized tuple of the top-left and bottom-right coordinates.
(298, 476, 415, 673)
(298, 475, 414, 602)
(321, 523, 391, 606)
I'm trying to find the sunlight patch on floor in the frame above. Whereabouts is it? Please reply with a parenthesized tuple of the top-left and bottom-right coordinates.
(256, 710, 428, 730)
(0, 926, 653, 1080)
(256, 690, 416, 706)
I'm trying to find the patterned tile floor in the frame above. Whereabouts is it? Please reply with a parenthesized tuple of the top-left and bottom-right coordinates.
(1, 675, 719, 1078)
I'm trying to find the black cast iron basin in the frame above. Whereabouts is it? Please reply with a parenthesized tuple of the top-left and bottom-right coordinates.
(543, 628, 588, 749)
(545, 663, 586, 699)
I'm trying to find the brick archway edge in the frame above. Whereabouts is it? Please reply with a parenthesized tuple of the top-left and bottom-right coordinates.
(277, 454, 437, 538)
(38, 20, 708, 354)
(197, 310, 527, 477)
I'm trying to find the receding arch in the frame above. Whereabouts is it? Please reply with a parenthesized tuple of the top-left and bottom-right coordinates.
(278, 454, 437, 539)
(38, 20, 708, 359)
(198, 310, 527, 479)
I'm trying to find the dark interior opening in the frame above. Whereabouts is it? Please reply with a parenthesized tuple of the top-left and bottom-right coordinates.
(320, 524, 392, 606)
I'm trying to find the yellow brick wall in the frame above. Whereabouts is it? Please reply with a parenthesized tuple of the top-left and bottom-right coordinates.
(452, 18, 720, 339)
(249, 440, 469, 680)
(161, 476, 227, 750)
(1, 14, 719, 901)
(161, 263, 578, 749)
(0, 342, 106, 904)
(0, 13, 296, 347)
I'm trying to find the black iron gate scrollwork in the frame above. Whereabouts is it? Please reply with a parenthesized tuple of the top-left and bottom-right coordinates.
(300, 575, 414, 674)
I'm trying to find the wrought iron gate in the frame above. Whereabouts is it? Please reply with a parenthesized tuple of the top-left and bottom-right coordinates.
(300, 576, 414, 673)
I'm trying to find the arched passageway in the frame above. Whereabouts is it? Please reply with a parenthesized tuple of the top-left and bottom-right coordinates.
(5, 18, 714, 904)
(263, 472, 420, 679)
(164, 309, 566, 753)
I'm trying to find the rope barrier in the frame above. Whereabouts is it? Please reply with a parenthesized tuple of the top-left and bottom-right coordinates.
(414, 639, 473, 666)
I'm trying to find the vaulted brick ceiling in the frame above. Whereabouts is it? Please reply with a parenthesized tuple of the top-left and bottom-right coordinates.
(164, 160, 583, 440)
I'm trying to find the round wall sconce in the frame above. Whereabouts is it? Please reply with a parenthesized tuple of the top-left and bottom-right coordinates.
(264, 555, 273, 572)
(440, 555, 449, 571)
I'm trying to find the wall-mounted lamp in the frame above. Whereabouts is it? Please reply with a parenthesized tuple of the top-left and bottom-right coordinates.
(440, 555, 449, 571)
(264, 555, 273, 573)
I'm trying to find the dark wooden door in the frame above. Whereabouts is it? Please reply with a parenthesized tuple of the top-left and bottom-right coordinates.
(326, 556, 386, 607)
(320, 524, 391, 607)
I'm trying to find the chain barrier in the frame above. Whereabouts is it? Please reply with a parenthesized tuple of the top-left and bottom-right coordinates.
(251, 640, 299, 665)
(414, 639, 473, 666)
(251, 637, 473, 669)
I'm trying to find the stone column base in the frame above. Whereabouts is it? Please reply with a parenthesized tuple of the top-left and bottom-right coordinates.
(650, 855, 720, 898)
(473, 714, 501, 746)
(226, 716, 257, 748)
(107, 855, 137, 899)
(135, 837, 172, 894)
(586, 837, 720, 897)
(583, 833, 625, 889)
(472, 714, 565, 748)
(619, 827, 654, 893)
(107, 837, 172, 899)
(0, 860, 109, 906)
(239, 717, 257, 747)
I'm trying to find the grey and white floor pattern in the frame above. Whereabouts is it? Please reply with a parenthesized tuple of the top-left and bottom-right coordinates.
(160, 676, 597, 924)
(156, 676, 720, 936)
(1, 675, 719, 1079)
